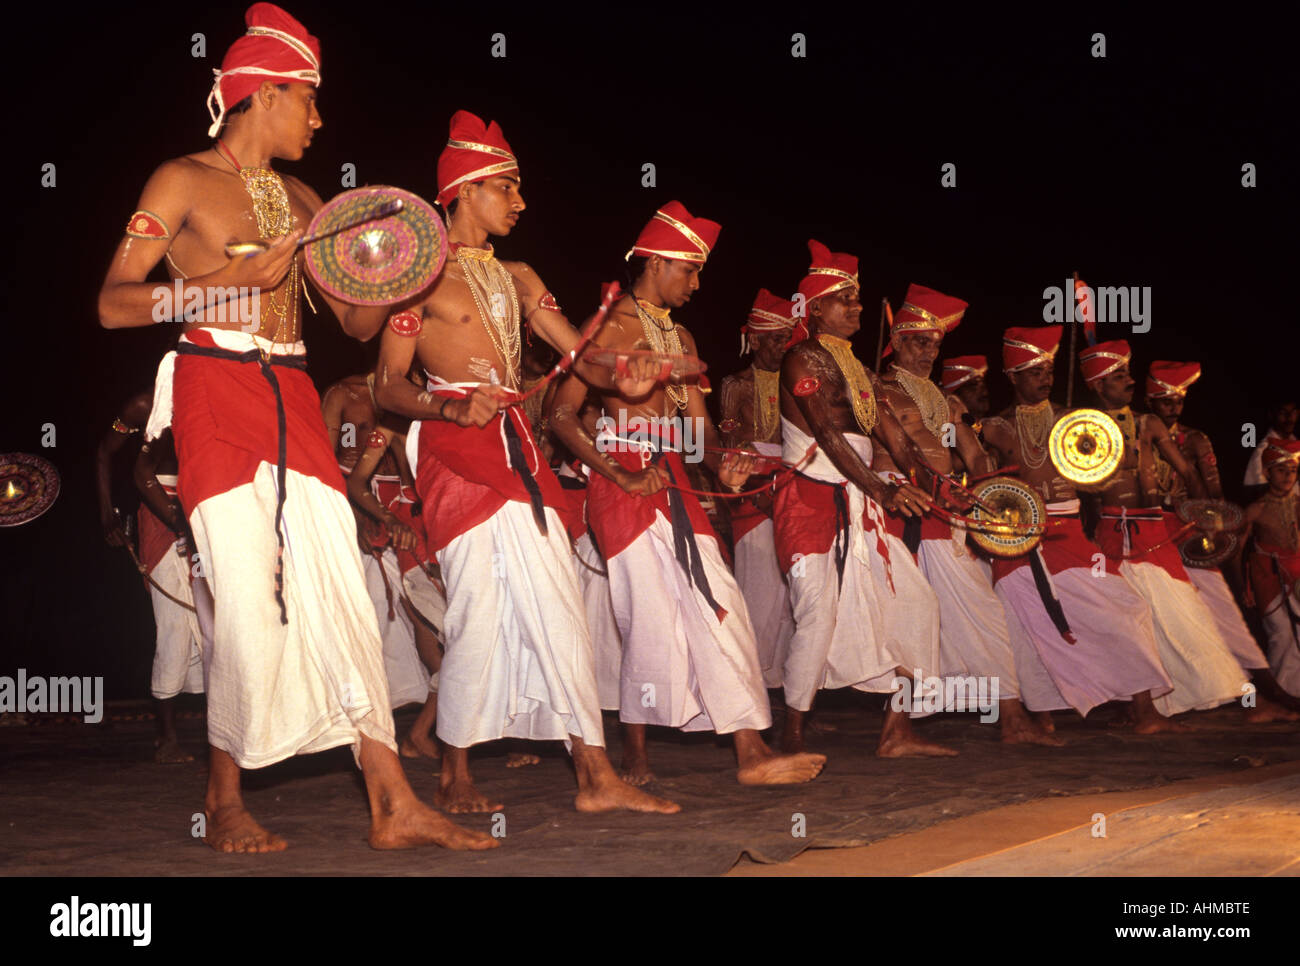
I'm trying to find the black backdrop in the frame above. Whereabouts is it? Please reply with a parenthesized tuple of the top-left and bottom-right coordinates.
(2, 3, 1293, 696)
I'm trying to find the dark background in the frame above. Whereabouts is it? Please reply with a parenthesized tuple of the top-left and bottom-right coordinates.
(1, 3, 1292, 696)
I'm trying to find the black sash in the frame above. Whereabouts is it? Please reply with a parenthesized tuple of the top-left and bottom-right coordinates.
(501, 413, 548, 537)
(176, 341, 308, 626)
(794, 471, 850, 588)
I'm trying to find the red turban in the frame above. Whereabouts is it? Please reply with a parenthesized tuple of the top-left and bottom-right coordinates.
(741, 288, 797, 355)
(207, 3, 321, 138)
(893, 284, 967, 335)
(1002, 326, 1062, 372)
(941, 355, 988, 390)
(1262, 439, 1300, 469)
(625, 201, 720, 263)
(435, 110, 519, 209)
(1079, 339, 1131, 383)
(797, 240, 858, 304)
(1145, 361, 1202, 399)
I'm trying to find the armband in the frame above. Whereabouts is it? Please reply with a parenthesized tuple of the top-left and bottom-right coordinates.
(538, 291, 561, 313)
(387, 311, 422, 337)
(793, 376, 820, 397)
(718, 418, 741, 433)
(367, 429, 388, 449)
(111, 417, 139, 435)
(125, 210, 170, 240)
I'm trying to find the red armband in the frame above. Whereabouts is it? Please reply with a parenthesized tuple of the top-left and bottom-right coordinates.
(719, 418, 740, 433)
(387, 311, 422, 336)
(538, 291, 561, 313)
(793, 376, 820, 397)
(367, 429, 388, 449)
(125, 209, 170, 240)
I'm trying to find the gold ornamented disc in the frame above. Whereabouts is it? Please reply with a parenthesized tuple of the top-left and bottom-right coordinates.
(967, 475, 1047, 558)
(1049, 409, 1124, 487)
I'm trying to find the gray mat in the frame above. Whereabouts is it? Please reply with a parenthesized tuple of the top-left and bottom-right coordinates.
(2, 697, 1297, 876)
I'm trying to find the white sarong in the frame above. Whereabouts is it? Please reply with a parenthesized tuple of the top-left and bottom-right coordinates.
(363, 548, 434, 710)
(778, 420, 939, 711)
(575, 532, 622, 711)
(435, 503, 605, 748)
(604, 516, 771, 733)
(1261, 592, 1300, 696)
(148, 539, 205, 700)
(1186, 568, 1268, 670)
(734, 517, 795, 689)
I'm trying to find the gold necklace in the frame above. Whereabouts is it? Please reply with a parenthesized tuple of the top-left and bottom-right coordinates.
(1262, 491, 1299, 551)
(455, 244, 521, 389)
(632, 298, 688, 412)
(1015, 399, 1055, 469)
(817, 334, 877, 434)
(891, 364, 948, 438)
(1110, 406, 1141, 472)
(752, 367, 781, 442)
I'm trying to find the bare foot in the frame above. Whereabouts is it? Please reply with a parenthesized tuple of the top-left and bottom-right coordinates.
(435, 778, 504, 814)
(806, 716, 838, 736)
(505, 752, 540, 768)
(619, 750, 654, 787)
(575, 776, 680, 814)
(1000, 720, 1065, 747)
(1244, 697, 1300, 724)
(1133, 713, 1192, 734)
(737, 752, 826, 785)
(400, 732, 441, 761)
(876, 734, 960, 758)
(203, 805, 287, 854)
(369, 800, 499, 851)
(154, 738, 194, 763)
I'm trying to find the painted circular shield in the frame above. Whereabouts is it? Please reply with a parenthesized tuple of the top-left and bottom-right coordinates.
(1049, 409, 1124, 487)
(305, 187, 446, 306)
(1176, 498, 1244, 533)
(967, 475, 1047, 558)
(0, 453, 60, 527)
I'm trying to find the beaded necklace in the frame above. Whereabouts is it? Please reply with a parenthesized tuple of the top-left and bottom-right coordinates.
(890, 364, 948, 438)
(816, 334, 877, 434)
(1015, 399, 1055, 469)
(632, 298, 688, 412)
(751, 367, 781, 442)
(454, 243, 521, 389)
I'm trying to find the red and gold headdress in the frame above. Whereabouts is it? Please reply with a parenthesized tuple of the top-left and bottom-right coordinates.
(1079, 339, 1132, 383)
(1262, 439, 1300, 469)
(206, 3, 321, 138)
(436, 110, 519, 208)
(941, 355, 988, 390)
(797, 239, 858, 304)
(625, 201, 720, 264)
(1002, 326, 1063, 373)
(740, 288, 797, 354)
(1145, 360, 1202, 399)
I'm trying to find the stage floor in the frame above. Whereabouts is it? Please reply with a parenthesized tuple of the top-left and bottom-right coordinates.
(3, 695, 1298, 876)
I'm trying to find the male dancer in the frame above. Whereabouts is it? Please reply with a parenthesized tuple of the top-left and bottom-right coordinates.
(1244, 441, 1300, 696)
(98, 4, 490, 851)
(1078, 341, 1250, 717)
(718, 289, 798, 689)
(774, 242, 955, 757)
(96, 393, 204, 762)
(550, 204, 825, 786)
(981, 327, 1177, 731)
(373, 110, 678, 815)
(1146, 361, 1299, 714)
(875, 286, 1056, 744)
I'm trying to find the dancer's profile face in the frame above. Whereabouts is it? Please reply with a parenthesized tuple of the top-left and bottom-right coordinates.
(1149, 394, 1183, 426)
(892, 331, 942, 376)
(812, 286, 861, 338)
(1009, 361, 1054, 404)
(653, 258, 701, 308)
(464, 175, 525, 236)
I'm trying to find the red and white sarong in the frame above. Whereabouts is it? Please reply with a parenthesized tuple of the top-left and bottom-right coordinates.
(1097, 506, 1247, 713)
(773, 419, 939, 711)
(586, 424, 770, 734)
(137, 476, 204, 700)
(731, 489, 795, 689)
(990, 503, 1172, 715)
(409, 403, 602, 748)
(170, 328, 396, 768)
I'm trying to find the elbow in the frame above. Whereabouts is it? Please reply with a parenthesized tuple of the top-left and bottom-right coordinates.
(374, 380, 397, 411)
(97, 291, 122, 330)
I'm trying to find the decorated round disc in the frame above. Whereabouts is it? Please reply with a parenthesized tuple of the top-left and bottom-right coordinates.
(1049, 409, 1124, 487)
(305, 187, 446, 306)
(0, 453, 60, 527)
(579, 347, 707, 378)
(1179, 530, 1239, 568)
(967, 475, 1047, 558)
(1176, 498, 1244, 533)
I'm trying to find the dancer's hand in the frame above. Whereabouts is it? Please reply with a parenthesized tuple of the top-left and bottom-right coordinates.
(615, 465, 668, 496)
(885, 482, 932, 518)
